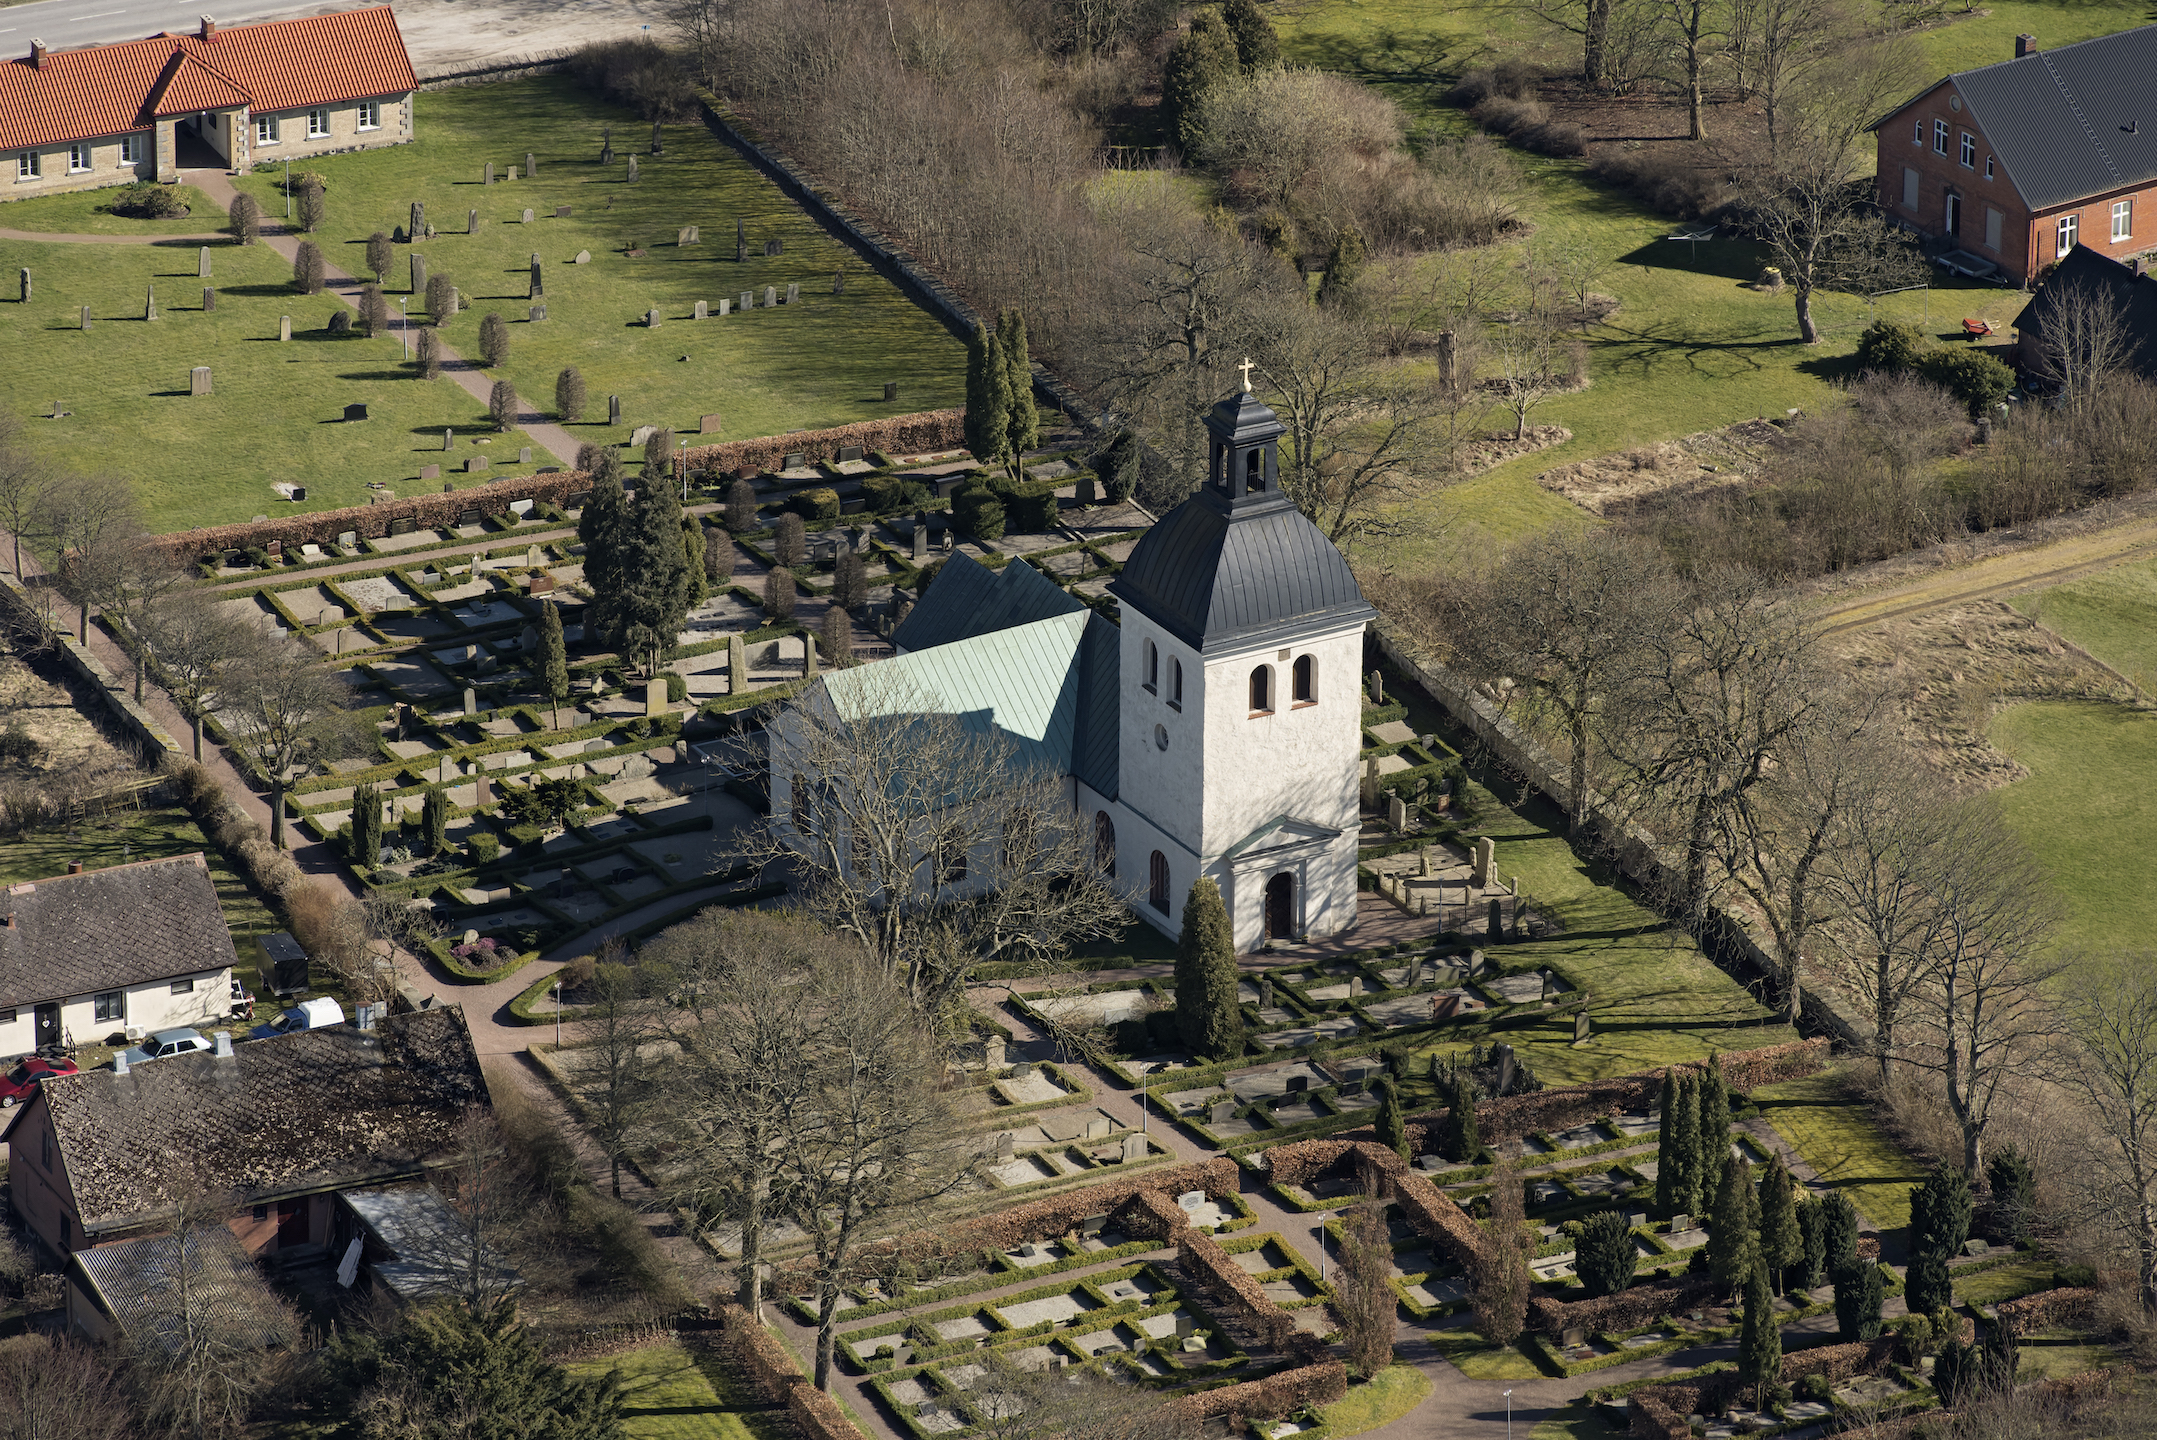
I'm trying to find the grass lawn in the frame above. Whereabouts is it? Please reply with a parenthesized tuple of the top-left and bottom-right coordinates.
(0, 802, 276, 938)
(1319, 1362, 1433, 1436)
(226, 76, 967, 473)
(1988, 701, 2157, 955)
(2013, 559, 2157, 693)
(0, 235, 542, 534)
(565, 1339, 783, 1440)
(0, 183, 230, 237)
(1752, 1072, 1926, 1236)
(1425, 1326, 1545, 1380)
(1531, 1402, 1629, 1440)
(1953, 1253, 2055, 1309)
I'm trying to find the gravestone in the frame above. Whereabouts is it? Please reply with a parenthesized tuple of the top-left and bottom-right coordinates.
(1493, 1043, 1516, 1095)
(1209, 1100, 1236, 1126)
(626, 155, 639, 182)
(630, 424, 660, 447)
(1669, 1215, 1691, 1233)
(652, 120, 663, 154)
(740, 290, 755, 312)
(1573, 1010, 1592, 1044)
(717, 297, 730, 317)
(474, 772, 491, 807)
(1562, 1326, 1586, 1348)
(484, 161, 494, 185)
(278, 315, 291, 341)
(389, 516, 416, 535)
(839, 445, 863, 462)
(911, 515, 927, 561)
(525, 543, 542, 566)
(763, 238, 783, 256)
(600, 127, 613, 164)
(1472, 835, 1495, 888)
(521, 207, 533, 223)
(344, 403, 369, 421)
(447, 286, 460, 315)
(1120, 1133, 1146, 1163)
(531, 573, 555, 594)
(409, 202, 425, 238)
(463, 687, 477, 716)
(678, 226, 698, 247)
(693, 300, 707, 320)
(529, 305, 547, 322)
(80, 306, 91, 330)
(529, 259, 542, 296)
(996, 1132, 1014, 1159)
(265, 539, 281, 558)
(16, 268, 26, 303)
(785, 281, 799, 304)
(645, 680, 665, 717)
(574, 249, 590, 264)
(144, 284, 157, 321)
(467, 456, 489, 473)
(728, 633, 748, 693)
(193, 245, 212, 280)
(1628, 1212, 1648, 1228)
(608, 394, 622, 426)
(410, 254, 427, 293)
(467, 209, 478, 234)
(1489, 898, 1503, 940)
(1176, 1314, 1197, 1339)
(443, 429, 455, 451)
(200, 286, 215, 312)
(736, 217, 746, 262)
(884, 381, 900, 402)
(189, 367, 212, 396)
(1285, 1074, 1309, 1093)
(519, 448, 532, 464)
(833, 270, 845, 294)
(338, 531, 357, 549)
(700, 414, 722, 433)
(1368, 668, 1384, 704)
(763, 286, 777, 308)
(646, 308, 661, 328)
(1388, 794, 1407, 832)
(555, 205, 571, 218)
(527, 152, 536, 176)
(328, 311, 352, 335)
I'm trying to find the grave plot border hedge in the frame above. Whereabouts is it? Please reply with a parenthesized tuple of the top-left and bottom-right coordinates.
(787, 1236, 1161, 1328)
(966, 1061, 1095, 1125)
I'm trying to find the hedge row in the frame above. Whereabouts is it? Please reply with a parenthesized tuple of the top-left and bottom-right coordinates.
(681, 409, 965, 476)
(713, 1304, 866, 1440)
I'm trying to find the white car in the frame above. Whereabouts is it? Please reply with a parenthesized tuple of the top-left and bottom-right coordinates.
(118, 1028, 213, 1067)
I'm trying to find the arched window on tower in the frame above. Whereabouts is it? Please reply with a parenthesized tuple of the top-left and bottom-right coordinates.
(1148, 851, 1170, 913)
(1169, 658, 1183, 709)
(1143, 638, 1158, 693)
(1245, 448, 1264, 492)
(1293, 654, 1315, 705)
(1249, 665, 1273, 715)
(1095, 812, 1116, 878)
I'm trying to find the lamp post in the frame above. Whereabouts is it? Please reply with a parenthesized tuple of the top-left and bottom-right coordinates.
(399, 296, 409, 360)
(552, 980, 562, 1047)
(283, 156, 291, 221)
(1504, 1389, 1513, 1440)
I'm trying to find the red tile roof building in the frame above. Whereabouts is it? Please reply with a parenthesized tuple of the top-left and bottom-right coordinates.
(1, 7, 416, 196)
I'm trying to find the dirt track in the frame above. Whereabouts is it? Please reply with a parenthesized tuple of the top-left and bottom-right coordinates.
(1813, 514, 2157, 636)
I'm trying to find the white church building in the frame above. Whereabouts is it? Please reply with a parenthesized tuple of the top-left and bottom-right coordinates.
(771, 383, 1374, 952)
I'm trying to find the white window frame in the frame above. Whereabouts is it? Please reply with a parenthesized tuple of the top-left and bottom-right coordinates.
(67, 143, 90, 173)
(1913, 119, 1923, 146)
(16, 151, 39, 180)
(256, 115, 279, 145)
(2059, 213, 2080, 256)
(307, 108, 329, 138)
(93, 990, 124, 1023)
(1984, 155, 1994, 180)
(2114, 200, 2133, 242)
(356, 100, 380, 131)
(119, 134, 139, 164)
(1934, 119, 1950, 154)
(1959, 132, 1976, 168)
(170, 978, 194, 995)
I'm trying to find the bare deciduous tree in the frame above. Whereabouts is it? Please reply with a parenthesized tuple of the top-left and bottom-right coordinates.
(69, 531, 187, 700)
(578, 956, 660, 1200)
(2055, 956, 2157, 1315)
(0, 413, 55, 579)
(2028, 280, 2141, 412)
(220, 639, 363, 848)
(1746, 152, 1924, 344)
(1334, 1198, 1398, 1377)
(126, 1195, 300, 1440)
(967, 1348, 1177, 1440)
(138, 590, 267, 762)
(42, 472, 142, 642)
(0, 1335, 136, 1440)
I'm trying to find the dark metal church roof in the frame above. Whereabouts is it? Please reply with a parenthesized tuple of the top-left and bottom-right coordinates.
(1938, 26, 2157, 211)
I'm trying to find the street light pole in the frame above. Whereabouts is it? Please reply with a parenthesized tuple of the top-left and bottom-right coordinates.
(1504, 1389, 1513, 1440)
(552, 980, 561, 1047)
(283, 156, 291, 221)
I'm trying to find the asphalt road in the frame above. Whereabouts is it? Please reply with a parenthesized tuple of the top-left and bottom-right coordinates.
(0, 0, 324, 53)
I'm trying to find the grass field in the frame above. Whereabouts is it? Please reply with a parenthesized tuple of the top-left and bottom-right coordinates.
(1988, 701, 2157, 955)
(2013, 559, 2157, 693)
(1752, 1072, 1927, 1236)
(1319, 1362, 1434, 1437)
(1426, 1326, 1545, 1379)
(566, 1340, 782, 1440)
(1953, 1253, 2055, 1309)
(0, 183, 228, 236)
(0, 235, 541, 533)
(0, 802, 277, 938)
(226, 77, 968, 468)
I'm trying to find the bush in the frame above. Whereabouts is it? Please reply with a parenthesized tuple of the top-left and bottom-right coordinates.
(292, 241, 327, 295)
(1517, 120, 1587, 158)
(1575, 1210, 1638, 1298)
(100, 182, 190, 219)
(789, 487, 841, 522)
(665, 671, 687, 702)
(1916, 348, 2016, 416)
(1583, 148, 1730, 221)
(565, 37, 697, 120)
(1446, 60, 1538, 107)
(1005, 488, 1059, 532)
(468, 832, 501, 863)
(863, 473, 932, 513)
(479, 312, 510, 369)
(228, 192, 261, 244)
(1470, 95, 1546, 136)
(1855, 320, 1927, 374)
(952, 486, 1007, 542)
(555, 367, 586, 423)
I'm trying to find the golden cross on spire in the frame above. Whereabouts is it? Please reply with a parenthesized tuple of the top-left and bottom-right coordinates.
(1238, 356, 1255, 393)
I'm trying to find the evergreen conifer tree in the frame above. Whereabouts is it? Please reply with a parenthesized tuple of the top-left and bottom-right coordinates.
(1985, 1145, 2035, 1244)
(1665, 1071, 1701, 1216)
(1910, 1165, 1973, 1263)
(726, 477, 758, 533)
(1162, 9, 1240, 156)
(350, 782, 382, 867)
(1655, 1070, 1683, 1214)
(1316, 224, 1367, 308)
(1757, 1154, 1802, 1294)
(538, 600, 569, 729)
(1374, 1076, 1409, 1159)
(323, 1297, 622, 1434)
(1697, 1062, 1732, 1177)
(1833, 1259, 1884, 1342)
(644, 425, 673, 479)
(1739, 1261, 1782, 1410)
(681, 520, 708, 606)
(1174, 878, 1244, 1060)
(555, 365, 586, 422)
(998, 309, 1038, 472)
(964, 323, 1010, 465)
(1819, 1191, 1860, 1274)
(1708, 1155, 1760, 1296)
(1473, 1148, 1532, 1345)
(1575, 1210, 1636, 1298)
(1443, 1071, 1479, 1162)
(1905, 1250, 1952, 1317)
(578, 457, 631, 653)
(421, 785, 449, 858)
(1793, 1196, 1829, 1292)
(1221, 0, 1278, 71)
(617, 477, 693, 672)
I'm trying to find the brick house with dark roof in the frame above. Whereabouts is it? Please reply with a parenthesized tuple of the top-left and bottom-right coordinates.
(2, 1004, 490, 1260)
(1875, 26, 2157, 285)
(0, 853, 241, 1059)
(0, 6, 416, 195)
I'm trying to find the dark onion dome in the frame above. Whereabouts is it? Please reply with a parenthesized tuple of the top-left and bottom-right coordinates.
(1110, 386, 1373, 652)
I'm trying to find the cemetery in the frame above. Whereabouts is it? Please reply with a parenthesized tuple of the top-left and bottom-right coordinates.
(222, 75, 967, 458)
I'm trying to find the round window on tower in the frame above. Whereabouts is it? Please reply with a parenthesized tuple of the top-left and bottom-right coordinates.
(1154, 723, 1169, 752)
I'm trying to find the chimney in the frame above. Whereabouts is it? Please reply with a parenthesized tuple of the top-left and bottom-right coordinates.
(355, 1003, 378, 1032)
(29, 39, 45, 68)
(2016, 33, 2038, 58)
(199, 15, 216, 39)
(213, 1030, 234, 1057)
(113, 1050, 129, 1076)
(65, 859, 83, 875)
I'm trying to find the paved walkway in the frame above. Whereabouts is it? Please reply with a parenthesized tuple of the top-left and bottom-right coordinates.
(0, 227, 231, 244)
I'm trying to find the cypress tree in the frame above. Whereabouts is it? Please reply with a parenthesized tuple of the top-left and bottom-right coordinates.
(1221, 0, 1278, 71)
(421, 785, 449, 858)
(1697, 1062, 1732, 1180)
(1665, 1071, 1701, 1217)
(1162, 9, 1239, 156)
(1833, 1259, 1884, 1342)
(351, 783, 382, 867)
(618, 476, 693, 672)
(1655, 1070, 1683, 1214)
(538, 600, 569, 729)
(681, 520, 708, 606)
(1443, 1071, 1479, 1163)
(578, 456, 631, 653)
(644, 425, 673, 479)
(1910, 1165, 1973, 1263)
(1793, 1196, 1829, 1293)
(1174, 878, 1244, 1060)
(963, 323, 1006, 464)
(998, 308, 1038, 472)
(1819, 1191, 1860, 1275)
(726, 477, 759, 533)
(1905, 1250, 1952, 1317)
(1757, 1154, 1802, 1294)
(1708, 1155, 1759, 1296)
(1374, 1076, 1408, 1160)
(1739, 1261, 1782, 1410)
(1985, 1145, 2035, 1245)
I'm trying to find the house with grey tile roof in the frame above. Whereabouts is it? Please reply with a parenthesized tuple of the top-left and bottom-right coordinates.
(5, 1004, 490, 1260)
(773, 383, 1374, 953)
(1876, 26, 2157, 284)
(0, 853, 244, 1059)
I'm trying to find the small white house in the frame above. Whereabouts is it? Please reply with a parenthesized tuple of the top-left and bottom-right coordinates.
(0, 853, 240, 1058)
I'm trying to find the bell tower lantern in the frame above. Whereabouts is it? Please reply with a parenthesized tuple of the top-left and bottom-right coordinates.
(1205, 358, 1285, 502)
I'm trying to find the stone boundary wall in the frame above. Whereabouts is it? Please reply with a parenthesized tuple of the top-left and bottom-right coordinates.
(418, 54, 571, 88)
(0, 571, 184, 766)
(680, 410, 965, 476)
(1372, 622, 1872, 1049)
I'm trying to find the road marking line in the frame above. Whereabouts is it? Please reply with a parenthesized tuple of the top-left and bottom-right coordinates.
(67, 9, 126, 18)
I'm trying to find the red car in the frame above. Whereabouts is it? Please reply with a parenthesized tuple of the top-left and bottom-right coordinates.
(0, 1056, 79, 1108)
